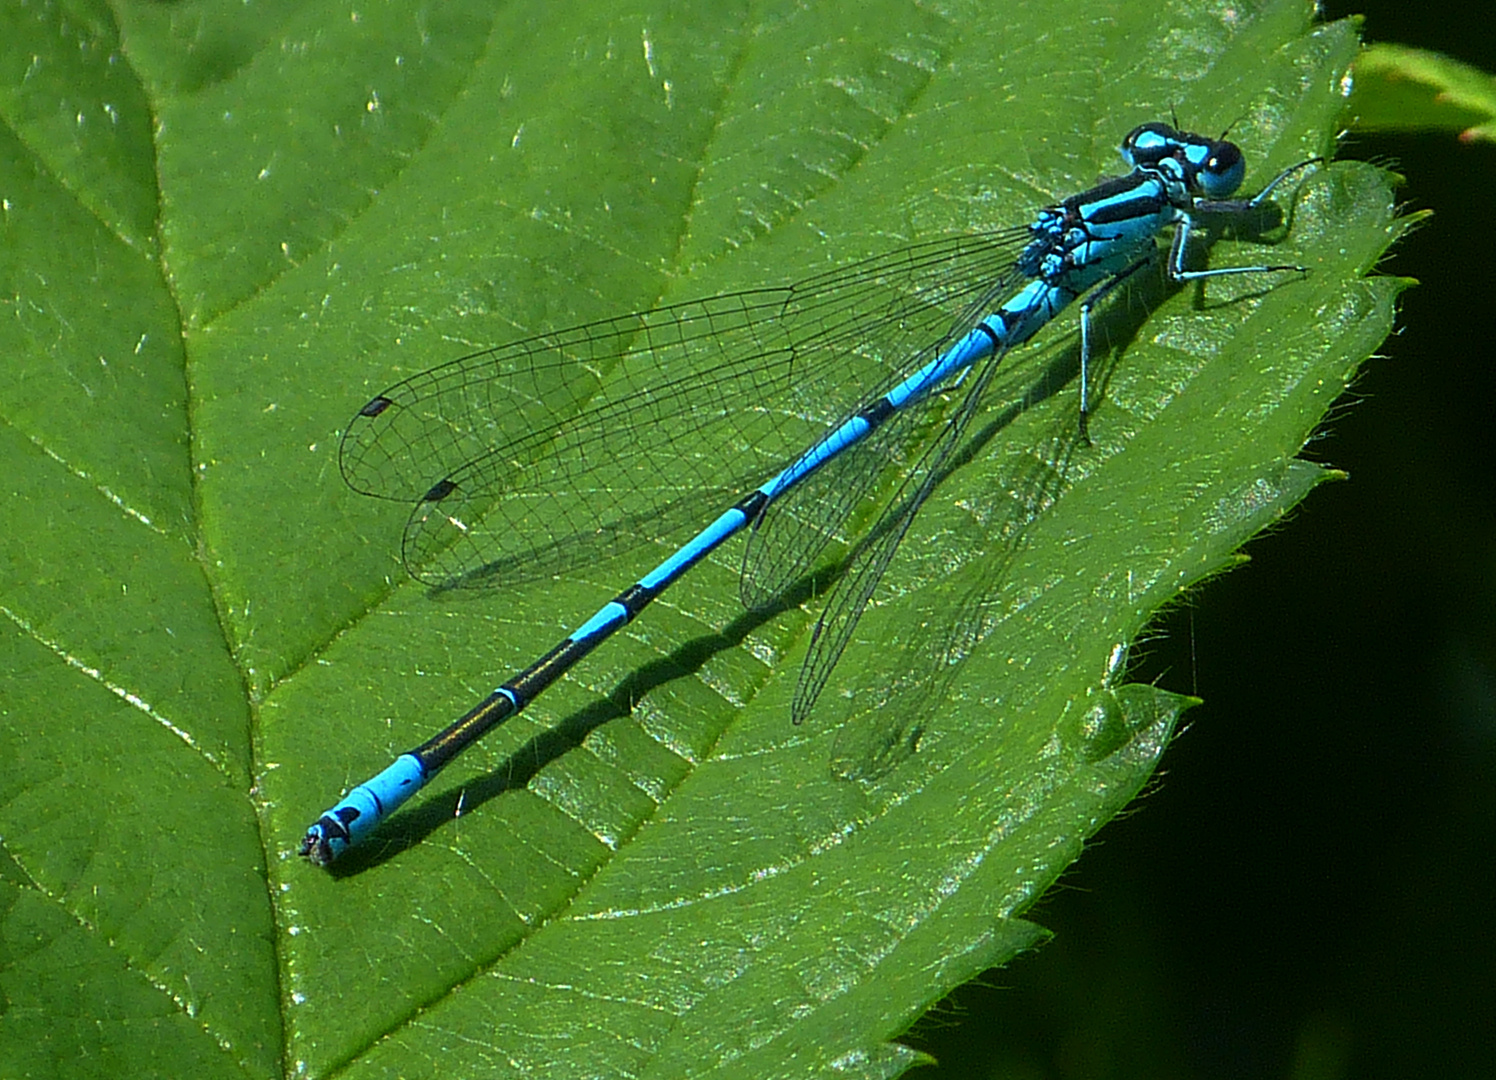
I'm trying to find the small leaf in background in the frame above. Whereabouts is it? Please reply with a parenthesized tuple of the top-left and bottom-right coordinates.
(1347, 42, 1496, 141)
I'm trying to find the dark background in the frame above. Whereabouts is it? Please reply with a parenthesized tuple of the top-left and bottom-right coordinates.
(907, 5, 1496, 1078)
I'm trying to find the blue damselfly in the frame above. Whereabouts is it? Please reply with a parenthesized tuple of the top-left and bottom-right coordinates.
(301, 122, 1318, 866)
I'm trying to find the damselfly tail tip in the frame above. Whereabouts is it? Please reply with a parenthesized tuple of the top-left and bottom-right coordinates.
(298, 809, 356, 867)
(298, 825, 337, 867)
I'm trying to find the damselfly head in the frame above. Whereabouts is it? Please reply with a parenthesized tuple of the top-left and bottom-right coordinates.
(1121, 122, 1247, 199)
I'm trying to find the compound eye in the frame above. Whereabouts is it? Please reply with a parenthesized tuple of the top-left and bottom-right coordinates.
(1199, 141, 1246, 197)
(1122, 121, 1178, 167)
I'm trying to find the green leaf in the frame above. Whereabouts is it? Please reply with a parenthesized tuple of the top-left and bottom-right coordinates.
(0, 1, 1402, 1078)
(1347, 42, 1496, 142)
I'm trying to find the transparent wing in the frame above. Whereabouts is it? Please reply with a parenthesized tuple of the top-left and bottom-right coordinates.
(339, 229, 1035, 589)
(825, 413, 1086, 780)
(738, 249, 1028, 610)
(738, 400, 933, 611)
(790, 329, 1027, 725)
